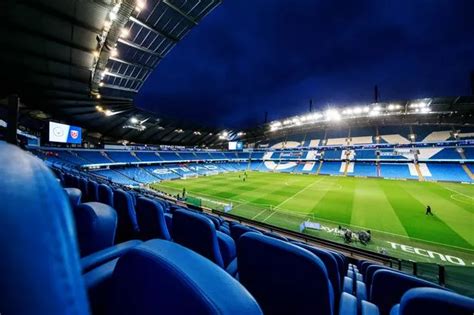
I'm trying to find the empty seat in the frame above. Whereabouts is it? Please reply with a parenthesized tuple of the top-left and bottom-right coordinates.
(113, 189, 139, 242)
(87, 180, 99, 202)
(390, 288, 474, 315)
(108, 240, 263, 315)
(79, 177, 89, 198)
(98, 183, 114, 207)
(230, 223, 261, 242)
(263, 231, 288, 241)
(237, 232, 338, 315)
(135, 196, 171, 241)
(367, 269, 445, 314)
(74, 202, 118, 257)
(0, 142, 89, 314)
(172, 209, 236, 273)
(64, 187, 82, 207)
(292, 242, 345, 301)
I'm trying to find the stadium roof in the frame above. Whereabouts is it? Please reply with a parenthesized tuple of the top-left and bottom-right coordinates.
(1, 1, 473, 147)
(0, 0, 225, 146)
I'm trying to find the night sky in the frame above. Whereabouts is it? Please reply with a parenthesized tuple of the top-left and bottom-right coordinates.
(136, 1, 474, 129)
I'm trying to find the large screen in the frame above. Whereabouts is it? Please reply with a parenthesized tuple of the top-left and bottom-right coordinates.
(228, 141, 243, 150)
(49, 121, 82, 144)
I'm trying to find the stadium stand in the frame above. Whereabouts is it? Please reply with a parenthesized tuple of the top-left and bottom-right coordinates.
(3, 142, 474, 314)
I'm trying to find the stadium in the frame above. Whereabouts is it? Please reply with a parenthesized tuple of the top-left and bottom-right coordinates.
(1, 1, 473, 314)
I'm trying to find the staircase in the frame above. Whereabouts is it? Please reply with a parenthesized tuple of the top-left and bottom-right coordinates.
(461, 165, 474, 180)
(414, 163, 425, 181)
(131, 151, 141, 161)
(101, 151, 115, 163)
(343, 161, 349, 176)
(316, 161, 323, 175)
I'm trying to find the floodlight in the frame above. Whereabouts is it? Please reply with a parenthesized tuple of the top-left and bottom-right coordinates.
(120, 28, 130, 38)
(96, 94, 101, 99)
(369, 110, 380, 116)
(222, 131, 228, 137)
(109, 11, 117, 21)
(95, 105, 103, 111)
(136, 0, 146, 11)
(130, 117, 138, 124)
(325, 109, 341, 121)
(105, 110, 113, 116)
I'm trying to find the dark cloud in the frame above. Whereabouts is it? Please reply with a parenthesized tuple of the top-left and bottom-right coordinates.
(135, 0, 474, 129)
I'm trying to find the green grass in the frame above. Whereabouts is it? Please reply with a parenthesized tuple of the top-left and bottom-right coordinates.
(151, 171, 474, 266)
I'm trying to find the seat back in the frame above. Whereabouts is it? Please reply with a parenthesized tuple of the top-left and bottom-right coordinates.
(366, 264, 393, 286)
(109, 240, 262, 315)
(79, 177, 89, 198)
(74, 202, 117, 257)
(87, 180, 99, 202)
(98, 184, 114, 207)
(113, 189, 139, 243)
(238, 232, 334, 315)
(230, 223, 260, 242)
(370, 269, 444, 315)
(0, 143, 89, 314)
(65, 187, 82, 207)
(136, 197, 171, 241)
(397, 288, 474, 315)
(172, 209, 224, 267)
(294, 243, 341, 297)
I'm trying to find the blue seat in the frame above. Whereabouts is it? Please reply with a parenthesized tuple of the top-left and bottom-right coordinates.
(390, 288, 474, 315)
(237, 232, 337, 315)
(164, 213, 173, 237)
(79, 177, 89, 198)
(72, 175, 81, 188)
(230, 223, 261, 242)
(263, 231, 288, 241)
(87, 180, 99, 202)
(0, 142, 89, 314)
(107, 239, 262, 314)
(172, 209, 237, 273)
(64, 187, 82, 207)
(368, 269, 445, 315)
(135, 196, 171, 241)
(74, 202, 118, 257)
(98, 183, 114, 207)
(113, 189, 139, 243)
(365, 264, 394, 288)
(292, 242, 344, 301)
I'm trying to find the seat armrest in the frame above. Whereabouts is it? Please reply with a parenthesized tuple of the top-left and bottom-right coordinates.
(81, 240, 142, 273)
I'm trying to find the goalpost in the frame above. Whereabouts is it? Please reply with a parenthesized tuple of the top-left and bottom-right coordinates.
(182, 173, 199, 180)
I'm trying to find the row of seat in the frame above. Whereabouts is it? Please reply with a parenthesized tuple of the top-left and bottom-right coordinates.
(4, 142, 472, 314)
(67, 188, 474, 314)
(1, 142, 263, 314)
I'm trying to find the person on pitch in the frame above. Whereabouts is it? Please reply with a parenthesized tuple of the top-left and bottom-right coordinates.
(426, 205, 433, 216)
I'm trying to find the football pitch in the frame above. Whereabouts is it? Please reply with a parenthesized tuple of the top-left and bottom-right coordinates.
(151, 171, 474, 266)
